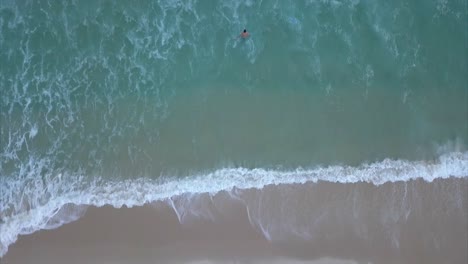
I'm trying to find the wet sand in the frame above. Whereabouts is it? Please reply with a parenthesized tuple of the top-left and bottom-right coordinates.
(3, 178, 467, 264)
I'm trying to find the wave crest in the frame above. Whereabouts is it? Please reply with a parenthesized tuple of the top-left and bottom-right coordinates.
(1, 151, 467, 257)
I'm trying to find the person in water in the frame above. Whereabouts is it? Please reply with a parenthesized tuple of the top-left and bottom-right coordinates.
(240, 29, 249, 38)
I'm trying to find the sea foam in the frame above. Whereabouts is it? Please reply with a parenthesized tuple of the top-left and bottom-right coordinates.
(0, 151, 467, 257)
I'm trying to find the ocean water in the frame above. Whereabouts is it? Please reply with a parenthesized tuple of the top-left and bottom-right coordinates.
(0, 0, 467, 259)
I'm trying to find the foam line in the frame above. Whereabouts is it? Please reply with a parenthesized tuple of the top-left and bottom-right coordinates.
(1, 151, 467, 257)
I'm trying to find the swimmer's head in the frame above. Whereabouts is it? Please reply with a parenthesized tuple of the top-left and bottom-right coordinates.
(243, 29, 247, 33)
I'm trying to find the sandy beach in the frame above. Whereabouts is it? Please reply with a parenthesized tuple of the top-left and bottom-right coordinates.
(3, 178, 467, 264)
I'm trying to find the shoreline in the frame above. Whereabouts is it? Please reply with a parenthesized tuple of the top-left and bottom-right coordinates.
(3, 178, 467, 264)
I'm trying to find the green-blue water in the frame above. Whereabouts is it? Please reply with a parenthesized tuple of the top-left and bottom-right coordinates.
(1, 0, 466, 180)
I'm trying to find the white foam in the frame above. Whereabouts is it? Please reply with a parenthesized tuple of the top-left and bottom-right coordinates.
(28, 124, 38, 139)
(0, 151, 467, 257)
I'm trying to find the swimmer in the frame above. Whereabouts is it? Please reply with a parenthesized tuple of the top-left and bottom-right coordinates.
(238, 29, 249, 39)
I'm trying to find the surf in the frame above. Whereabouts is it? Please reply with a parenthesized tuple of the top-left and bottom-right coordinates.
(1, 151, 467, 257)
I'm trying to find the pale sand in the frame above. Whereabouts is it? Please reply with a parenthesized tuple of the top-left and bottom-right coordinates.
(2, 178, 467, 264)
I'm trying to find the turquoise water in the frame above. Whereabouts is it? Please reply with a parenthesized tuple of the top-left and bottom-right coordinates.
(1, 0, 466, 179)
(0, 0, 467, 257)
